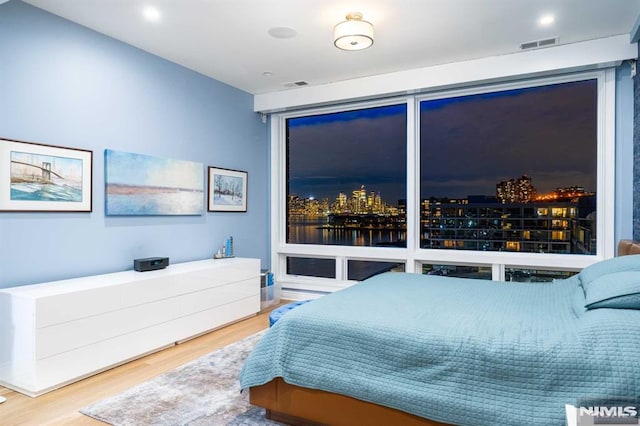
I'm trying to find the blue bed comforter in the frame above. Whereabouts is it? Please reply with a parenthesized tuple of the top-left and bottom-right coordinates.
(239, 272, 640, 425)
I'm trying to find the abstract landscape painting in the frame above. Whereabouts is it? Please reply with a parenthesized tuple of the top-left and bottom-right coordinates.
(0, 138, 92, 212)
(208, 167, 247, 212)
(105, 149, 204, 216)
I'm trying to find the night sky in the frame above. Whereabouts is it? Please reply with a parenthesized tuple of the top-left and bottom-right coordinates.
(287, 104, 407, 202)
(287, 79, 597, 204)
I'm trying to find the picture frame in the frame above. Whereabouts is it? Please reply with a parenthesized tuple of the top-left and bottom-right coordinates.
(105, 149, 204, 216)
(0, 138, 93, 212)
(208, 166, 248, 212)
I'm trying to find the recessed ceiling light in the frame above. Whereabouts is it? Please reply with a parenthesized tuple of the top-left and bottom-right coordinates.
(262, 71, 273, 77)
(268, 27, 297, 39)
(538, 14, 555, 26)
(142, 5, 161, 23)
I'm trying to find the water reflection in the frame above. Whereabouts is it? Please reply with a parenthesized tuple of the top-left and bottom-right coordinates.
(288, 217, 406, 248)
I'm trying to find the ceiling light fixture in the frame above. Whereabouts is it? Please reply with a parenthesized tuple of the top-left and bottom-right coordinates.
(334, 12, 374, 51)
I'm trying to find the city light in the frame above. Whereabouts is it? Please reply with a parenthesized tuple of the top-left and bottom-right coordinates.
(288, 175, 596, 255)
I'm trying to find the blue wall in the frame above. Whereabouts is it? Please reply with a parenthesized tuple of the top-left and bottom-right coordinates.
(0, 1, 269, 288)
(616, 63, 635, 245)
(635, 44, 640, 242)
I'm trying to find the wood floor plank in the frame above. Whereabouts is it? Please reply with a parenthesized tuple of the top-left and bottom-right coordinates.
(0, 303, 286, 426)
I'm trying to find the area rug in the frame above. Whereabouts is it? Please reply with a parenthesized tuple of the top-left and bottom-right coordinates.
(80, 330, 281, 425)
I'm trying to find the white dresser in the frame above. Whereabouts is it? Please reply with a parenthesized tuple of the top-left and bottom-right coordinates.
(0, 257, 260, 397)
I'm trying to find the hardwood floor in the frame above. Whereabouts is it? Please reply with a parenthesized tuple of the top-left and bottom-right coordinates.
(0, 303, 286, 426)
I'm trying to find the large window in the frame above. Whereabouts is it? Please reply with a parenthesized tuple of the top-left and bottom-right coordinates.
(286, 104, 407, 248)
(273, 71, 614, 291)
(420, 80, 597, 255)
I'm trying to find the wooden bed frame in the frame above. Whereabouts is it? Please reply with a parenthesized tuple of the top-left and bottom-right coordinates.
(250, 377, 449, 426)
(618, 239, 640, 256)
(249, 240, 640, 426)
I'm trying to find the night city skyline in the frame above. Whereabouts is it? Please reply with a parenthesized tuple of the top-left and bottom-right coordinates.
(287, 79, 597, 203)
(288, 175, 595, 218)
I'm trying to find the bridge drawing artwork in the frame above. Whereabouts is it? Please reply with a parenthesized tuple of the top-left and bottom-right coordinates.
(10, 151, 83, 202)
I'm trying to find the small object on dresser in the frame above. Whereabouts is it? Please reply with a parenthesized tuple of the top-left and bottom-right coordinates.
(225, 236, 234, 257)
(215, 237, 235, 258)
(213, 237, 235, 259)
(134, 257, 169, 272)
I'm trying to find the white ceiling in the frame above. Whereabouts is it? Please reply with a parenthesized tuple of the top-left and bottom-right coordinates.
(21, 0, 640, 95)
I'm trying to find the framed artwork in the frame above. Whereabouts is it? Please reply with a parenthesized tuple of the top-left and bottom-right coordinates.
(208, 167, 248, 212)
(105, 149, 204, 216)
(0, 138, 93, 212)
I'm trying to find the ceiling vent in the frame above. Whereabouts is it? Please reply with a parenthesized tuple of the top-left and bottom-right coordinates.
(283, 81, 309, 88)
(520, 37, 558, 50)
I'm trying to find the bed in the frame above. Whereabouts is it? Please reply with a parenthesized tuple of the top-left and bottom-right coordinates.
(240, 240, 640, 425)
